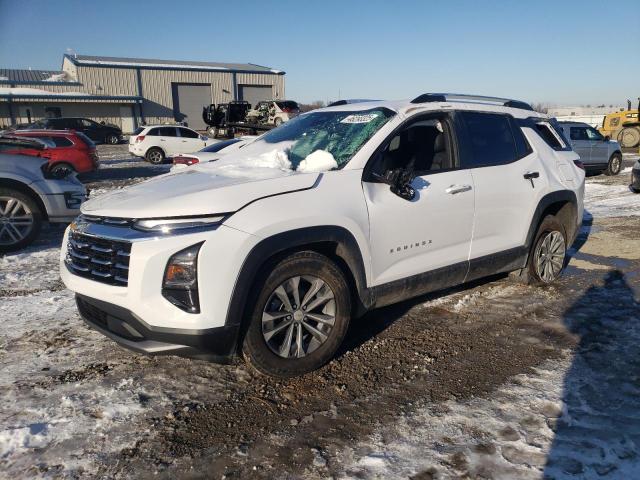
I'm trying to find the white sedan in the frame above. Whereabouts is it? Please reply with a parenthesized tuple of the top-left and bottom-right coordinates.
(128, 125, 218, 164)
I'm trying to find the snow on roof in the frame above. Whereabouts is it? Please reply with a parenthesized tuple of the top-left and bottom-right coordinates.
(0, 68, 74, 84)
(0, 87, 88, 96)
(70, 54, 284, 74)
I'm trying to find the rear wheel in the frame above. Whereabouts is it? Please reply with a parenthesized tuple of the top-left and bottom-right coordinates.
(604, 153, 622, 176)
(242, 251, 351, 377)
(527, 216, 567, 285)
(274, 117, 283, 127)
(0, 188, 43, 253)
(145, 147, 165, 164)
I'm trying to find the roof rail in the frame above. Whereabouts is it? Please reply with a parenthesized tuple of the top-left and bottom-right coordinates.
(410, 93, 534, 111)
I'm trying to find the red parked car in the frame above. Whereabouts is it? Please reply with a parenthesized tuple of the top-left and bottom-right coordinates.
(6, 130, 99, 174)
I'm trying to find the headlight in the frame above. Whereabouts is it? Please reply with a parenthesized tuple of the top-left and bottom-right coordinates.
(162, 242, 203, 313)
(133, 215, 225, 233)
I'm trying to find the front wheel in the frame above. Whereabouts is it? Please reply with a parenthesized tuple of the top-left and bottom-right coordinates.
(527, 216, 567, 285)
(0, 188, 43, 253)
(105, 134, 120, 145)
(242, 251, 351, 377)
(604, 153, 622, 176)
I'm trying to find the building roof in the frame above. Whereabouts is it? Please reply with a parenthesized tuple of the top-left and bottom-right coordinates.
(67, 54, 284, 74)
(0, 69, 77, 84)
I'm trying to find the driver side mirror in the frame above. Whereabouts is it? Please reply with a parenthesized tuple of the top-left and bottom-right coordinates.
(373, 168, 416, 201)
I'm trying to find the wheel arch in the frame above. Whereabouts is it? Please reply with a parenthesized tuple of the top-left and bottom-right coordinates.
(224, 226, 371, 343)
(525, 190, 578, 253)
(0, 178, 48, 220)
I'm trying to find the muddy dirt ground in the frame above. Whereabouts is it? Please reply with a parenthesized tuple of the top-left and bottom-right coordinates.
(1, 146, 639, 479)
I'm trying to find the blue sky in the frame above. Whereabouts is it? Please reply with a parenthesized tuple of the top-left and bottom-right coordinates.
(1, 0, 638, 106)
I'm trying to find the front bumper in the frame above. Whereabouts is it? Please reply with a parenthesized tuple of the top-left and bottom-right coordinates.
(60, 220, 259, 356)
(76, 294, 239, 362)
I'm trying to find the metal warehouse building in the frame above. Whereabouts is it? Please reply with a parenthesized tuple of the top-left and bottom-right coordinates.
(0, 54, 286, 132)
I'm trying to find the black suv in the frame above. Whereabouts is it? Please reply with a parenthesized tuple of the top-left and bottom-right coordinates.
(24, 117, 122, 145)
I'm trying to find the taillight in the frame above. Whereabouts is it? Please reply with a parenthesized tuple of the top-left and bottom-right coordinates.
(282, 107, 291, 113)
(573, 160, 585, 170)
(173, 156, 199, 166)
(135, 135, 145, 143)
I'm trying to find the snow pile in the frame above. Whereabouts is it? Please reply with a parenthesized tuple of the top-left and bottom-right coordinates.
(199, 148, 338, 179)
(297, 150, 338, 173)
(584, 182, 640, 218)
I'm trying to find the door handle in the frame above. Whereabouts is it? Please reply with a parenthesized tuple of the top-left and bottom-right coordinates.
(445, 184, 472, 194)
(523, 171, 540, 180)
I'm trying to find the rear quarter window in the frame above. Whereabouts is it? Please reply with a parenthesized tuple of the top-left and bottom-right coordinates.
(74, 131, 95, 148)
(51, 136, 74, 147)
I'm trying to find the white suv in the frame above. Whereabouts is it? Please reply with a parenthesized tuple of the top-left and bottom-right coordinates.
(128, 125, 217, 164)
(61, 94, 584, 377)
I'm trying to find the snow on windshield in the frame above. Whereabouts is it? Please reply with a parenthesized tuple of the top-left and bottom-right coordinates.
(196, 108, 394, 178)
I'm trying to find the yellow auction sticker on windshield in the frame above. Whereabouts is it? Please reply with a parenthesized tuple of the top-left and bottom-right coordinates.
(340, 113, 379, 124)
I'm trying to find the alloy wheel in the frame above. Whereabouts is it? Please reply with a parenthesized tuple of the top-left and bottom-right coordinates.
(534, 231, 565, 283)
(0, 196, 34, 246)
(148, 150, 163, 164)
(262, 275, 336, 358)
(611, 156, 621, 174)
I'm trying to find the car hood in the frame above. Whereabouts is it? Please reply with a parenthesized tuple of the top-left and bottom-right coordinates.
(81, 167, 319, 218)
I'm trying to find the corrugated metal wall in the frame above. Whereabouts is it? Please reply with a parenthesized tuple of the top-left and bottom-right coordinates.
(139, 69, 234, 124)
(1, 62, 285, 130)
(237, 73, 286, 100)
(75, 66, 138, 96)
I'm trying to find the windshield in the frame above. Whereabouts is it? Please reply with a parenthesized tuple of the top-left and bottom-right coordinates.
(200, 138, 241, 153)
(251, 107, 395, 170)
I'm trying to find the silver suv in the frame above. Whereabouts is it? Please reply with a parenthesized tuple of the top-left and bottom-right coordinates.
(558, 121, 623, 175)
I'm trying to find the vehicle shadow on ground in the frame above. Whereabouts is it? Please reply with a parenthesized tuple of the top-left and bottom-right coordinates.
(544, 269, 640, 477)
(567, 210, 593, 259)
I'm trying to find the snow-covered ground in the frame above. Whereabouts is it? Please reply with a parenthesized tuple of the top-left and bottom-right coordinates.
(0, 149, 639, 478)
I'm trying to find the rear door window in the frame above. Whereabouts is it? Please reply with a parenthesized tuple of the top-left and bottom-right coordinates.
(459, 112, 519, 168)
(158, 127, 177, 137)
(178, 128, 199, 138)
(570, 126, 589, 141)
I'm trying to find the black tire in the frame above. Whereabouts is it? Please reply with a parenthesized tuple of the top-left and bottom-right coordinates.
(50, 162, 76, 176)
(242, 251, 351, 377)
(105, 133, 120, 145)
(0, 188, 43, 253)
(526, 215, 567, 285)
(604, 153, 622, 176)
(274, 117, 283, 127)
(145, 147, 165, 164)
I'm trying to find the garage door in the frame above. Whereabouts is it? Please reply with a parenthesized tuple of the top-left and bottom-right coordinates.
(173, 83, 211, 131)
(239, 85, 272, 108)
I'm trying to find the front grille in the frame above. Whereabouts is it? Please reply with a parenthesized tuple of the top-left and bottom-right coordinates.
(65, 231, 131, 286)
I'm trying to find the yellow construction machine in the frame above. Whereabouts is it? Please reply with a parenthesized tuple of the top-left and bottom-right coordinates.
(599, 98, 640, 148)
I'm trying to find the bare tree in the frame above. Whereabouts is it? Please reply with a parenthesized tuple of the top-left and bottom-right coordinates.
(299, 100, 326, 113)
(531, 102, 549, 114)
